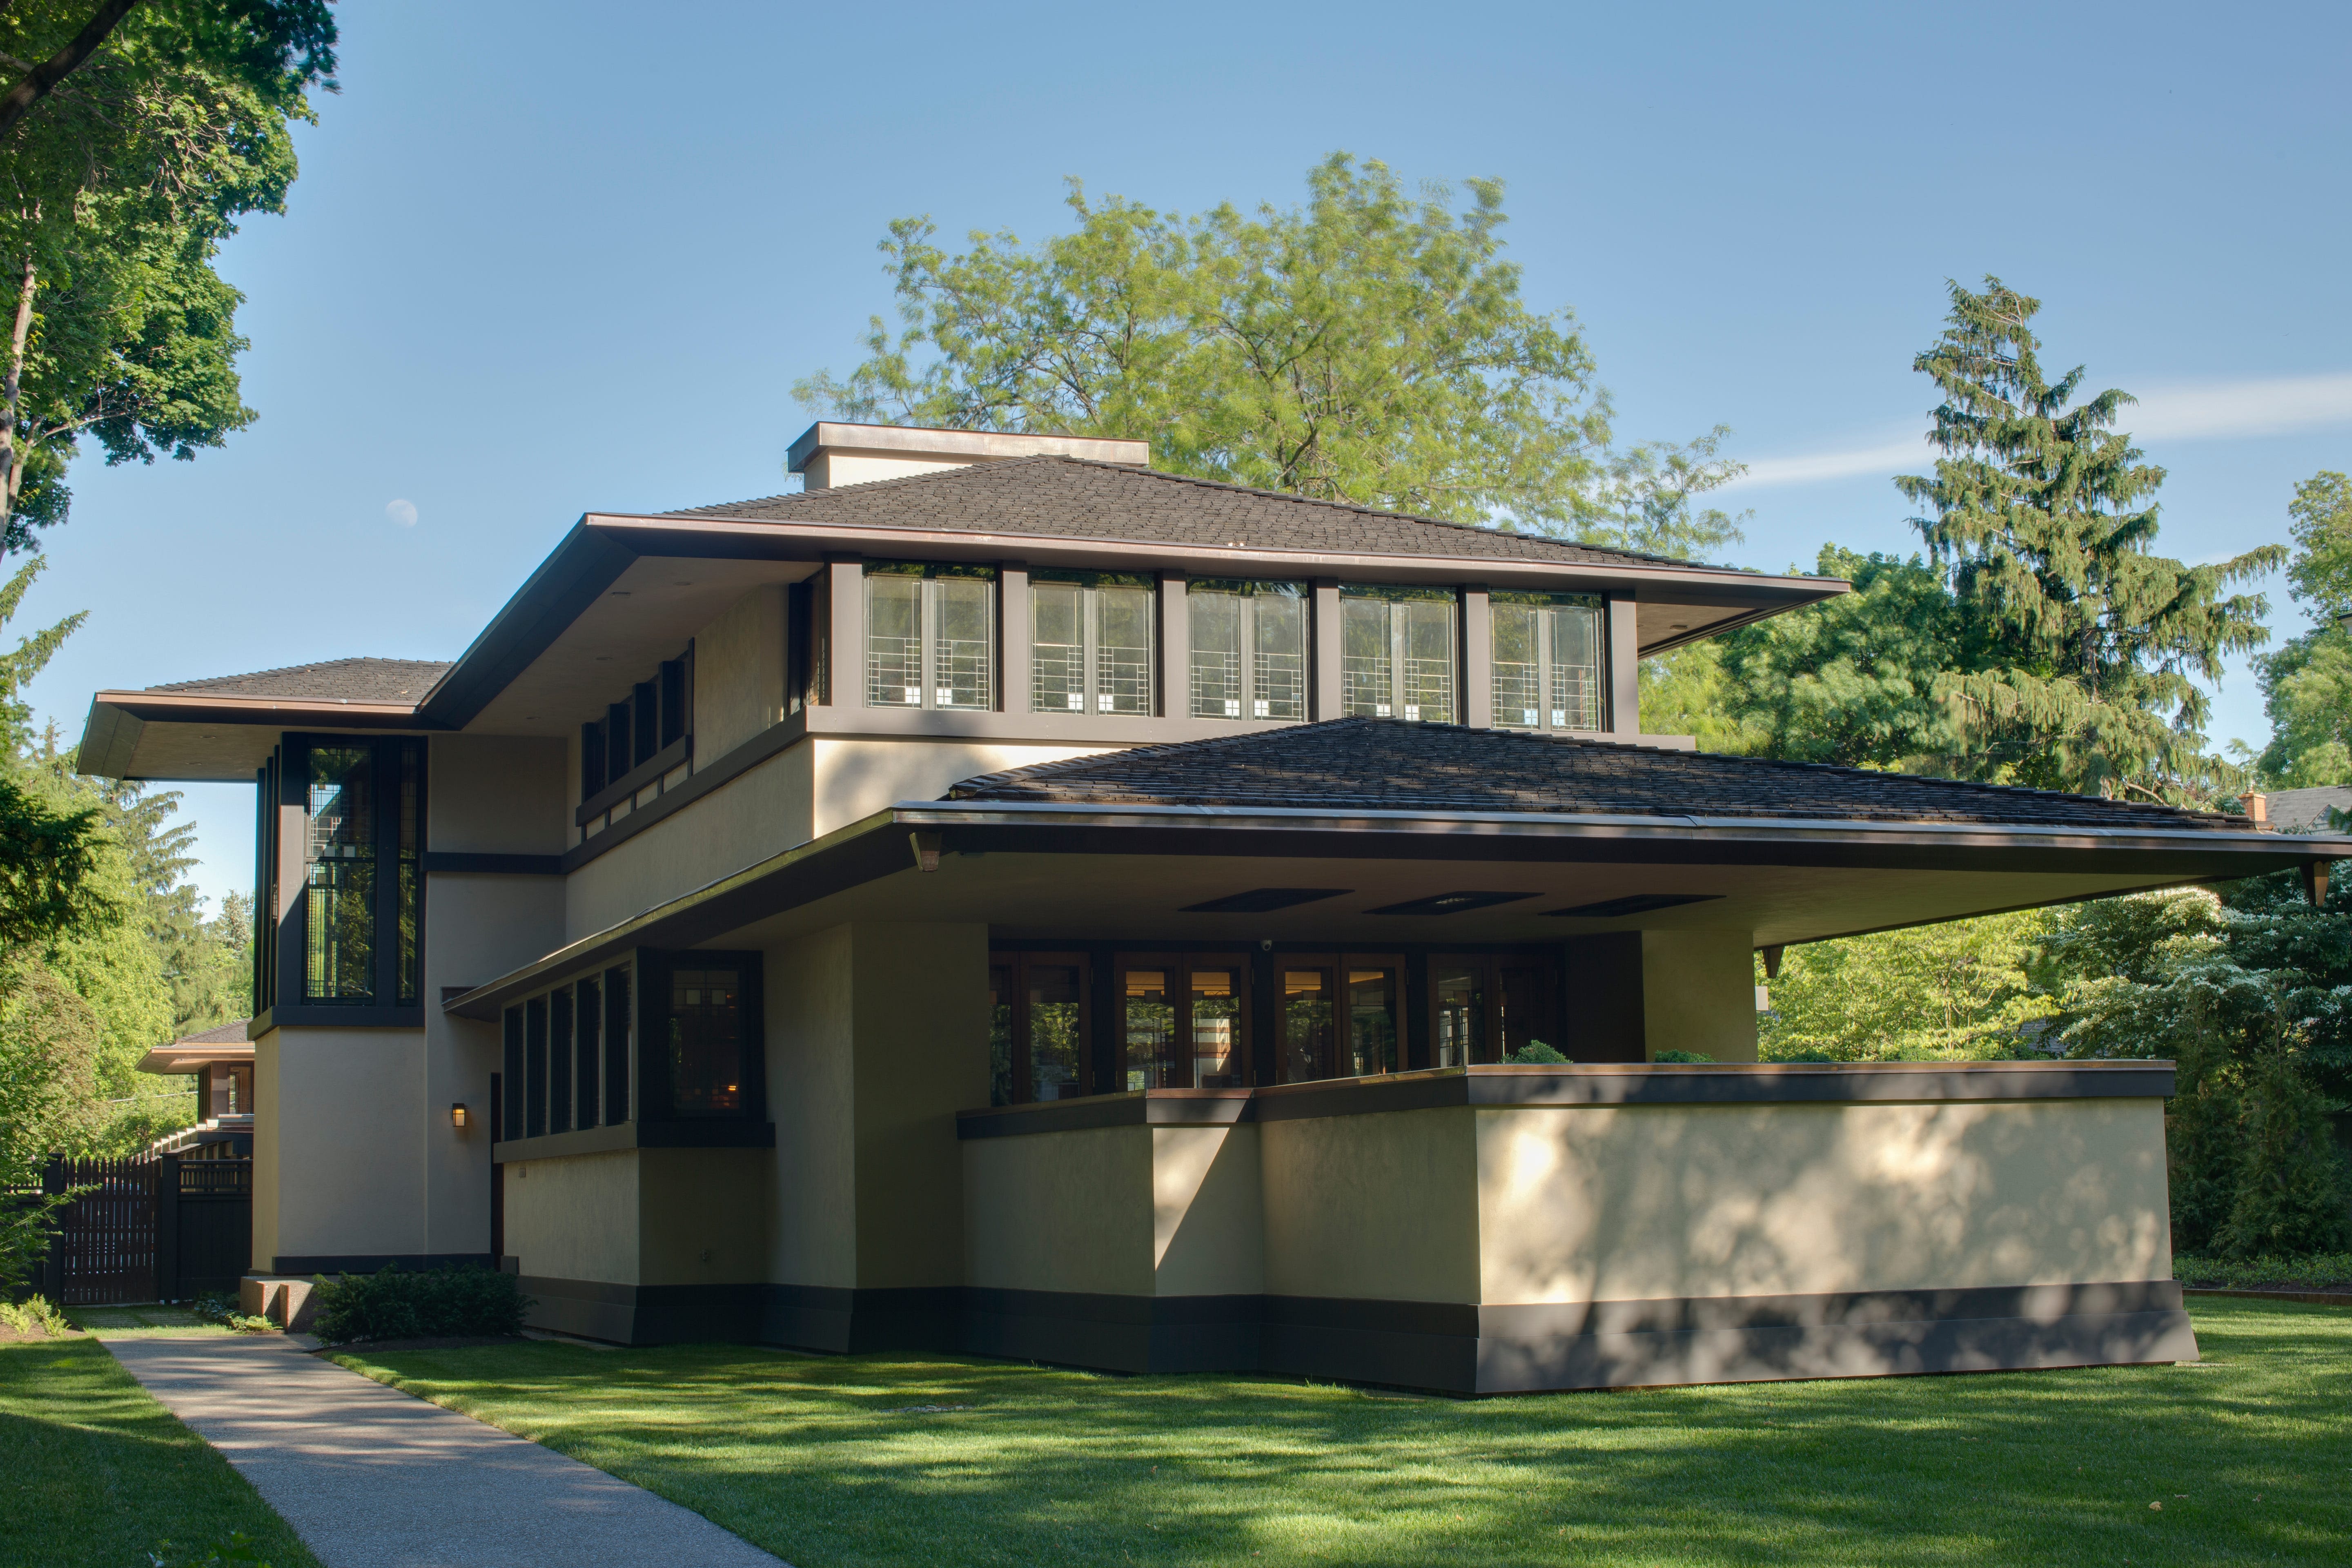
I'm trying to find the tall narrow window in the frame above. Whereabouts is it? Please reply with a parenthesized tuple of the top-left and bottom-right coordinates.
(866, 563, 996, 710)
(988, 963, 1014, 1107)
(304, 746, 376, 1000)
(549, 987, 574, 1135)
(603, 963, 632, 1122)
(502, 1006, 524, 1139)
(525, 996, 548, 1138)
(1492, 593, 1604, 731)
(1346, 965, 1399, 1076)
(396, 741, 421, 1004)
(575, 974, 601, 1129)
(1189, 966, 1245, 1087)
(1120, 965, 1176, 1090)
(1027, 962, 1085, 1100)
(1189, 581, 1306, 720)
(1281, 967, 1334, 1083)
(1433, 964, 1484, 1068)
(1341, 587, 1458, 722)
(1032, 572, 1156, 715)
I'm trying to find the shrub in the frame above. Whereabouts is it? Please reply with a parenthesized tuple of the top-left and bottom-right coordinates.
(1501, 1039, 1568, 1064)
(2173, 1252, 2352, 1289)
(189, 1292, 276, 1334)
(0, 1293, 69, 1336)
(310, 1265, 531, 1345)
(1651, 1050, 1715, 1064)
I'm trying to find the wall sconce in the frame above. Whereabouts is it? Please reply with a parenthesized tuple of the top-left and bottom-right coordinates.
(451, 1102, 469, 1130)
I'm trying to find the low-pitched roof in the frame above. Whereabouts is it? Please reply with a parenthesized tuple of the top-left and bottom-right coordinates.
(136, 1018, 254, 1075)
(948, 717, 2247, 832)
(147, 658, 450, 705)
(668, 454, 1705, 570)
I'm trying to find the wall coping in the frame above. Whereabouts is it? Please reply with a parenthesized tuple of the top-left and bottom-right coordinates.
(954, 1061, 2176, 1138)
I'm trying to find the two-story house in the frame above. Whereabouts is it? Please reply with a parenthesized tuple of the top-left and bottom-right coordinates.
(80, 423, 2330, 1392)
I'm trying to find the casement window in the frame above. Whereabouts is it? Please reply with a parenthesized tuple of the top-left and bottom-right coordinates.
(1115, 955, 1251, 1090)
(1341, 586, 1458, 722)
(1188, 580, 1307, 720)
(866, 562, 996, 710)
(988, 953, 1090, 1106)
(1277, 954, 1403, 1083)
(499, 960, 638, 1143)
(260, 735, 424, 1022)
(1492, 592, 1605, 732)
(578, 650, 693, 816)
(1430, 954, 1560, 1067)
(1032, 571, 1155, 715)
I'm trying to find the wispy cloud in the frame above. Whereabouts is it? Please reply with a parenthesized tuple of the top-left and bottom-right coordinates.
(1723, 370, 2352, 491)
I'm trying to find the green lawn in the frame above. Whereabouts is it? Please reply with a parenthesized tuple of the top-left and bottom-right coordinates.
(332, 1297, 2351, 1567)
(0, 1336, 320, 1568)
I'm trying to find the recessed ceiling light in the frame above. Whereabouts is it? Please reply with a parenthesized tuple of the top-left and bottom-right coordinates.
(1365, 890, 1538, 917)
(608, 591, 631, 597)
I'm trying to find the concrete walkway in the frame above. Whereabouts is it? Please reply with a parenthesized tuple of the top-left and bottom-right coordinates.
(106, 1336, 784, 1568)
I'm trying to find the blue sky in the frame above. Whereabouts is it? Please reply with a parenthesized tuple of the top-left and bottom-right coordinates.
(20, 0, 2351, 913)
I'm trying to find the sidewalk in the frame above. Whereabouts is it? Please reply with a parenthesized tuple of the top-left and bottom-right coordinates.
(106, 1335, 784, 1568)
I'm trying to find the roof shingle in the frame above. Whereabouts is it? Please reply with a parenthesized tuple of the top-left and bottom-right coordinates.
(148, 658, 450, 704)
(946, 717, 2247, 832)
(666, 455, 1712, 570)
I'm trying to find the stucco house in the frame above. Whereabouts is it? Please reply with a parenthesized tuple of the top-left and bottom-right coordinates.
(78, 423, 2341, 1393)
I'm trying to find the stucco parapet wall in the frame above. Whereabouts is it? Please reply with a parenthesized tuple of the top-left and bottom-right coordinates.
(493, 1119, 775, 1164)
(957, 1062, 2176, 1138)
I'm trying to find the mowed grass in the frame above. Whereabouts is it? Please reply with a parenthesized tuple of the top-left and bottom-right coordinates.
(0, 1337, 320, 1568)
(333, 1297, 2350, 1567)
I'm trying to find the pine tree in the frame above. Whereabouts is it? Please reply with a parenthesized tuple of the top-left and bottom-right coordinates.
(1896, 278, 2281, 797)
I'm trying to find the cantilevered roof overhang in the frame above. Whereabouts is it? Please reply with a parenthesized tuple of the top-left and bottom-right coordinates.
(442, 791, 2351, 1022)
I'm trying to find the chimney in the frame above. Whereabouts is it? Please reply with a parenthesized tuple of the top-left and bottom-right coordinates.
(2245, 791, 2269, 828)
(787, 422, 1151, 490)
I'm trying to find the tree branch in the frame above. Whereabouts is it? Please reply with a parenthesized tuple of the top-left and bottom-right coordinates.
(0, 0, 143, 140)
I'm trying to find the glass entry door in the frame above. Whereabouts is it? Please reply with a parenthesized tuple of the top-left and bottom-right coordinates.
(1118, 956, 1251, 1090)
(1278, 954, 1402, 1082)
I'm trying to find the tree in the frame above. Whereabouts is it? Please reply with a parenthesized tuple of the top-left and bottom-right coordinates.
(1895, 278, 2281, 798)
(0, 0, 336, 548)
(1757, 909, 2056, 1062)
(797, 154, 1744, 557)
(2252, 472, 2352, 787)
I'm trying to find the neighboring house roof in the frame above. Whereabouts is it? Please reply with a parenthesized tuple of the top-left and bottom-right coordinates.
(2262, 785, 2352, 834)
(147, 658, 451, 704)
(136, 1018, 254, 1075)
(947, 717, 2249, 832)
(666, 454, 1707, 570)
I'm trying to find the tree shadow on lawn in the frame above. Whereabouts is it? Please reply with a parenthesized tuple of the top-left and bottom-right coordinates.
(343, 1301, 2349, 1568)
(0, 1338, 322, 1568)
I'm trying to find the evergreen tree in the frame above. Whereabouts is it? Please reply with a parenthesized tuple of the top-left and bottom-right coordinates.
(2252, 472, 2352, 787)
(1895, 278, 2281, 797)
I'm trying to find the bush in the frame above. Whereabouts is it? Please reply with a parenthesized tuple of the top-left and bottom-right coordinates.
(1651, 1050, 1715, 1064)
(0, 1293, 69, 1336)
(189, 1292, 275, 1334)
(310, 1266, 531, 1345)
(1501, 1039, 1569, 1064)
(2173, 1252, 2352, 1289)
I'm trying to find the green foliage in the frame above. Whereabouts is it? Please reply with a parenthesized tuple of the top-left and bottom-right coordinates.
(310, 1266, 531, 1345)
(798, 154, 1744, 559)
(1, 0, 336, 546)
(2044, 882, 2352, 1256)
(188, 1292, 274, 1333)
(0, 1292, 69, 1334)
(2171, 1252, 2352, 1289)
(2252, 472, 2352, 787)
(1894, 278, 2279, 797)
(1501, 1038, 1568, 1063)
(151, 1532, 274, 1568)
(1649, 1050, 1714, 1063)
(1758, 908, 2056, 1062)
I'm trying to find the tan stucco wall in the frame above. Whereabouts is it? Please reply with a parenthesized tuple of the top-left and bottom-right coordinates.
(810, 738, 1114, 839)
(695, 586, 787, 762)
(430, 734, 568, 855)
(502, 1149, 641, 1284)
(960, 1123, 1265, 1298)
(851, 922, 991, 1287)
(1473, 1098, 2174, 1303)
(764, 921, 990, 1291)
(256, 1027, 430, 1263)
(964, 1126, 1155, 1296)
(565, 744, 814, 939)
(1642, 929, 1760, 1062)
(1260, 1107, 1482, 1303)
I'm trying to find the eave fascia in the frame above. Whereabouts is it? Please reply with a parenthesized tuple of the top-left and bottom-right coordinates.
(443, 797, 2349, 1021)
(90, 691, 430, 727)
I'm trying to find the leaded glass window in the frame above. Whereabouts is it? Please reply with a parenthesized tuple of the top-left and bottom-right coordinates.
(864, 563, 996, 710)
(304, 745, 376, 1001)
(1188, 580, 1306, 720)
(1341, 586, 1457, 722)
(1032, 572, 1155, 715)
(1492, 592, 1605, 731)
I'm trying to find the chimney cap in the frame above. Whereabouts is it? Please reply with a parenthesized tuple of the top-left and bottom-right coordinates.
(786, 421, 1149, 475)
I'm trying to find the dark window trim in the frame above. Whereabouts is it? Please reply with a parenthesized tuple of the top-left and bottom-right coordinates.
(575, 733, 692, 825)
(269, 733, 426, 1026)
(636, 949, 766, 1124)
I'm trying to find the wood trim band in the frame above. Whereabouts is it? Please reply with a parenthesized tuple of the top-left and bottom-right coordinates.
(576, 734, 692, 824)
(954, 1062, 2176, 1136)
